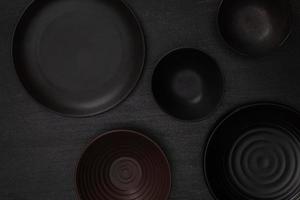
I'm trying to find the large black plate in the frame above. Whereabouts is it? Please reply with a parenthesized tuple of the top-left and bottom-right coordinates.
(13, 0, 145, 117)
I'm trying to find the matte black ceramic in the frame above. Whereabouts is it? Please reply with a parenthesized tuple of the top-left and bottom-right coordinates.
(152, 48, 223, 121)
(218, 0, 291, 56)
(3, 0, 300, 199)
(13, 0, 145, 117)
(76, 130, 171, 200)
(204, 103, 300, 200)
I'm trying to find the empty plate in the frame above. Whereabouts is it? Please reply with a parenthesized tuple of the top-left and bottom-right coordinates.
(13, 0, 145, 116)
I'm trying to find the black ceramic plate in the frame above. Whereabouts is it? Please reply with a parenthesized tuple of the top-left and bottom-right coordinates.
(13, 0, 145, 117)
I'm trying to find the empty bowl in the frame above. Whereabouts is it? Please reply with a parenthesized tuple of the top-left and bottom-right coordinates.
(13, 0, 145, 116)
(152, 48, 223, 120)
(218, 0, 291, 56)
(76, 130, 171, 200)
(204, 103, 300, 200)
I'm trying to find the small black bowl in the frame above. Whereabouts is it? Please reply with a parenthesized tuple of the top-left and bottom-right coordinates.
(152, 48, 223, 121)
(76, 130, 171, 200)
(204, 103, 300, 200)
(218, 0, 291, 56)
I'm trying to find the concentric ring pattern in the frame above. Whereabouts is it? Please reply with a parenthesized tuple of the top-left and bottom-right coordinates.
(228, 126, 300, 199)
(204, 103, 300, 200)
(76, 130, 171, 200)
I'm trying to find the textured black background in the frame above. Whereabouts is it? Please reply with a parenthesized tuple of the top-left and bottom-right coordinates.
(1, 0, 300, 199)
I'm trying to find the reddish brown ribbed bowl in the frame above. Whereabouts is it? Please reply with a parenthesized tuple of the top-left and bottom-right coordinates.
(76, 130, 171, 200)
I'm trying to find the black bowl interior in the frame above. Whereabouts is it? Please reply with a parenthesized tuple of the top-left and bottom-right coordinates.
(76, 130, 171, 200)
(204, 103, 300, 200)
(152, 48, 223, 121)
(13, 0, 145, 117)
(218, 0, 291, 56)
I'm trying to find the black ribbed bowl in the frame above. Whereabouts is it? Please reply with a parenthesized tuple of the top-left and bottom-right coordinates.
(204, 103, 300, 200)
(76, 130, 171, 200)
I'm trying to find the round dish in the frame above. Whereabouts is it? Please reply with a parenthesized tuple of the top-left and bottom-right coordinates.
(204, 103, 300, 200)
(13, 0, 145, 116)
(218, 0, 291, 56)
(152, 48, 223, 120)
(76, 130, 171, 200)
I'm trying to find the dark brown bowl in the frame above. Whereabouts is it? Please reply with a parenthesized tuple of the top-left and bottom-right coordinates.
(76, 130, 171, 200)
(204, 103, 300, 200)
(218, 0, 291, 56)
(152, 48, 223, 121)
